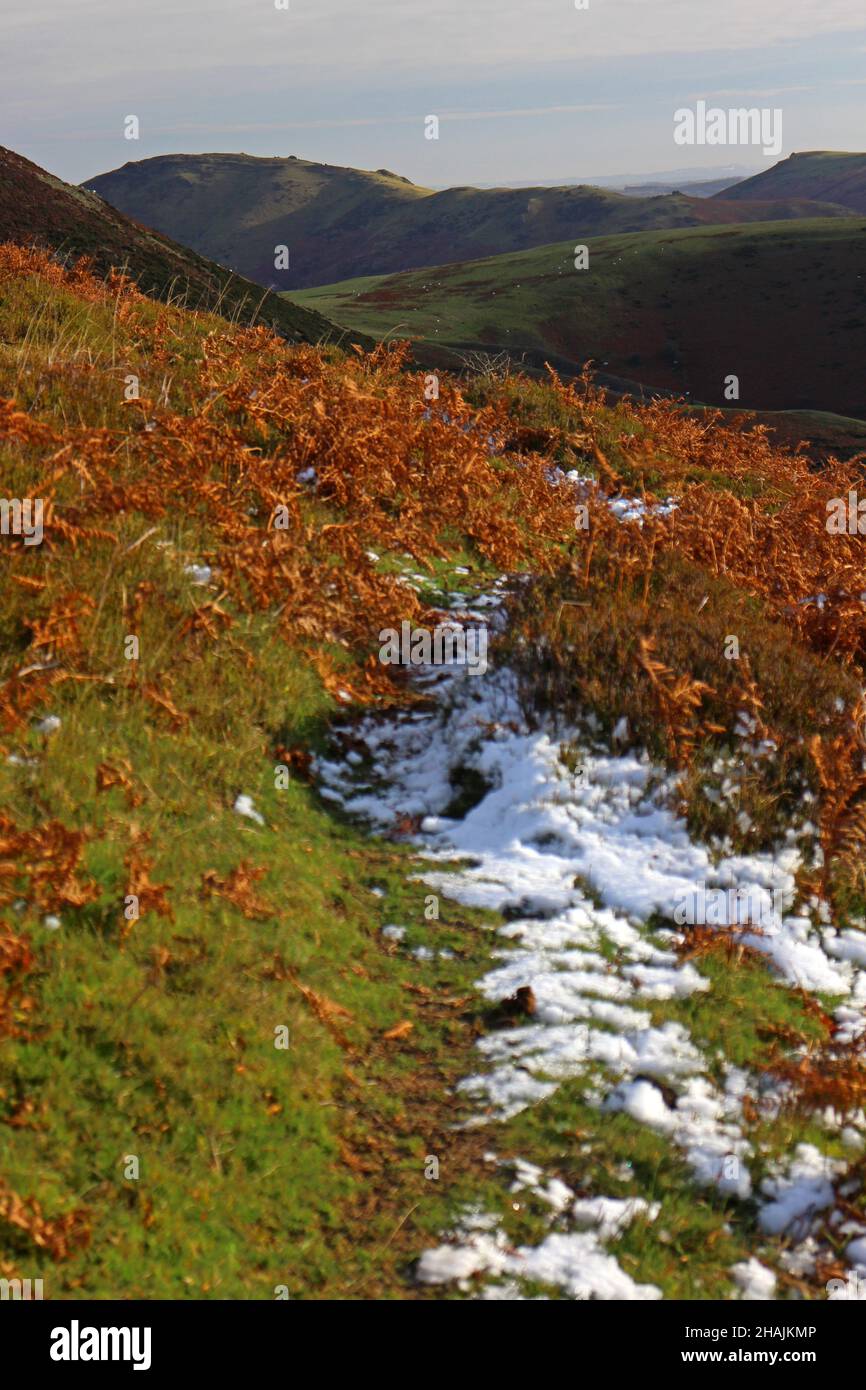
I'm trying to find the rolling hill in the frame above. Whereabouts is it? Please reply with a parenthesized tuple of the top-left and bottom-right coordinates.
(0, 145, 342, 345)
(83, 152, 850, 292)
(292, 217, 866, 418)
(716, 151, 866, 215)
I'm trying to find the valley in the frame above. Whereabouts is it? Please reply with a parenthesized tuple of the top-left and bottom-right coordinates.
(294, 218, 866, 417)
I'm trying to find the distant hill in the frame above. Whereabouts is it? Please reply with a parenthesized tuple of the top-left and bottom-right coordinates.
(621, 177, 745, 198)
(0, 145, 341, 345)
(84, 152, 850, 291)
(715, 152, 866, 215)
(292, 218, 866, 418)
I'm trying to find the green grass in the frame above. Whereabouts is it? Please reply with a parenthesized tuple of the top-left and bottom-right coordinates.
(407, 925, 845, 1301)
(0, 260, 501, 1298)
(293, 218, 866, 417)
(0, 565, 514, 1298)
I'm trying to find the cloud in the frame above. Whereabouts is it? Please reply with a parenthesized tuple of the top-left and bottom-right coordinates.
(5, 0, 866, 91)
(5, 0, 864, 183)
(167, 102, 618, 132)
(40, 103, 618, 143)
(687, 86, 818, 99)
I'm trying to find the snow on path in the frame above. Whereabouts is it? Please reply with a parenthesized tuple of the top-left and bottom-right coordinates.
(416, 1161, 662, 1300)
(316, 580, 866, 1299)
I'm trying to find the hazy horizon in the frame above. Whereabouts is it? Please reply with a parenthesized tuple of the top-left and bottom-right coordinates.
(4, 0, 866, 187)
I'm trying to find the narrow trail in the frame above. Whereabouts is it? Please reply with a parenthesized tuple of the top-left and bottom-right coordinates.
(317, 572, 866, 1301)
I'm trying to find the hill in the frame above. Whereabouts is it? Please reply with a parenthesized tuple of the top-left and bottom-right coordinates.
(621, 176, 746, 198)
(294, 218, 866, 417)
(3, 244, 866, 1302)
(715, 151, 866, 214)
(84, 152, 850, 291)
(0, 145, 342, 345)
(84, 153, 431, 291)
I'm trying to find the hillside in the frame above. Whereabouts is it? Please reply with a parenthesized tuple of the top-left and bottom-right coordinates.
(717, 151, 866, 214)
(0, 145, 342, 345)
(3, 245, 866, 1303)
(84, 152, 850, 291)
(83, 153, 431, 291)
(294, 218, 866, 417)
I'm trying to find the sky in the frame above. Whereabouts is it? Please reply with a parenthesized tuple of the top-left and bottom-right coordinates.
(3, 0, 866, 187)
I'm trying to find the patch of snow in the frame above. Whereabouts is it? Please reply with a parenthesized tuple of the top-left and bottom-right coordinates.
(758, 1145, 842, 1238)
(184, 564, 212, 586)
(317, 578, 866, 1298)
(33, 715, 61, 734)
(416, 1186, 661, 1300)
(731, 1258, 777, 1300)
(233, 793, 264, 827)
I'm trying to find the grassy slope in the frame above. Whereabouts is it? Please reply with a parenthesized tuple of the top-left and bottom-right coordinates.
(84, 152, 850, 292)
(2, 250, 865, 1302)
(718, 151, 866, 214)
(0, 145, 345, 347)
(293, 218, 866, 417)
(0, 253, 513, 1299)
